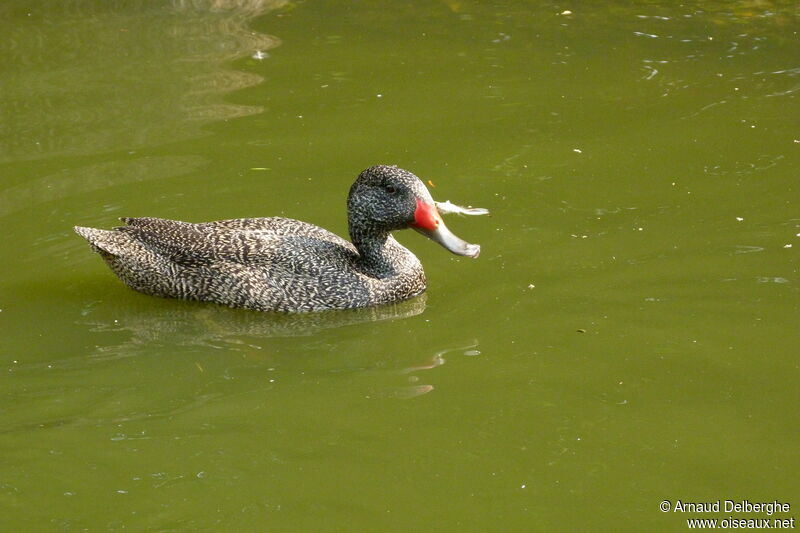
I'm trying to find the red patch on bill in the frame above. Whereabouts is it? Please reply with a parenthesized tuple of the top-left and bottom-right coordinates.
(413, 199, 440, 231)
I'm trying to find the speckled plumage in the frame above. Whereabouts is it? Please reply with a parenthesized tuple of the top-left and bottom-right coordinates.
(74, 165, 478, 312)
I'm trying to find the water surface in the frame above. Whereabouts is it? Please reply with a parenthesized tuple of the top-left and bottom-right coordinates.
(1, 1, 797, 531)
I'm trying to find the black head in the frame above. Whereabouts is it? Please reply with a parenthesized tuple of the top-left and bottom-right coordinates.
(347, 165, 433, 236)
(347, 165, 481, 258)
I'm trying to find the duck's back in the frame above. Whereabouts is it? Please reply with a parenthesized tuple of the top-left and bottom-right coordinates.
(75, 217, 390, 312)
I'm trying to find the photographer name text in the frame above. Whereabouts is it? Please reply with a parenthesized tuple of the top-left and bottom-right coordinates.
(669, 500, 790, 516)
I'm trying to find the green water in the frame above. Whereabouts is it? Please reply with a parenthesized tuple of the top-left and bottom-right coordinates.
(1, 1, 798, 531)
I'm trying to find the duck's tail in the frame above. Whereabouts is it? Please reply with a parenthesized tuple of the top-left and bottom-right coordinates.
(74, 226, 133, 258)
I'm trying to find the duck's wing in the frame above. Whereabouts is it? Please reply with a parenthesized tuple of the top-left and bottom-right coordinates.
(122, 217, 342, 241)
(199, 217, 338, 239)
(119, 217, 195, 234)
(115, 219, 227, 265)
(116, 217, 353, 267)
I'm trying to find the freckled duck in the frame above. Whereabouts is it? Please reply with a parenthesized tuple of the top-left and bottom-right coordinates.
(74, 165, 486, 312)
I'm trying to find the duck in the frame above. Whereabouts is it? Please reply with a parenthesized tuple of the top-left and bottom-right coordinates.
(74, 165, 485, 312)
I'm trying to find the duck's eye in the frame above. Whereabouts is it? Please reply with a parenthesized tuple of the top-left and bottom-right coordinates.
(385, 185, 397, 195)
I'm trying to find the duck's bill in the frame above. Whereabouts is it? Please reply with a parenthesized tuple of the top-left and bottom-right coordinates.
(412, 200, 481, 258)
(413, 222, 481, 258)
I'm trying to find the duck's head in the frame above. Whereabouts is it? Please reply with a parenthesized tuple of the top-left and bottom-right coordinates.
(347, 165, 482, 258)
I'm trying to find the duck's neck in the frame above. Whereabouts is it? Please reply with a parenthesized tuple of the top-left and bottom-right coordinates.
(350, 228, 404, 278)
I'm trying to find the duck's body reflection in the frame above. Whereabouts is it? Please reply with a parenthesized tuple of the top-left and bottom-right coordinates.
(79, 292, 427, 354)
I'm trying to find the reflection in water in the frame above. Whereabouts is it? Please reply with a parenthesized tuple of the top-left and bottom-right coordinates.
(0, 156, 205, 218)
(0, 0, 286, 162)
(77, 293, 427, 359)
(390, 340, 480, 399)
(628, 2, 799, 101)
